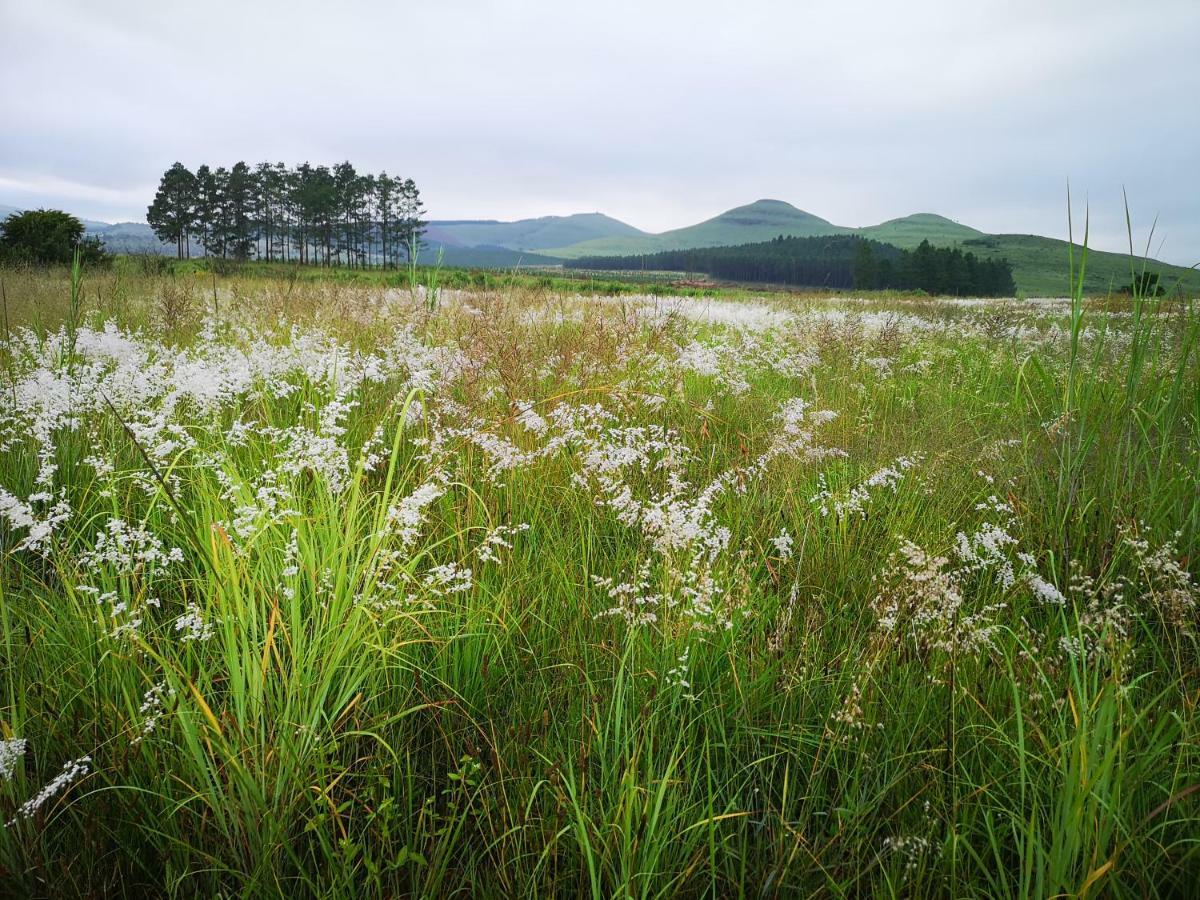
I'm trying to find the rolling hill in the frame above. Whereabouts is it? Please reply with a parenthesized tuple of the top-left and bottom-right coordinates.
(547, 202, 1197, 296)
(953, 234, 1197, 297)
(544, 199, 850, 258)
(4, 197, 1195, 294)
(424, 212, 644, 251)
(856, 212, 984, 247)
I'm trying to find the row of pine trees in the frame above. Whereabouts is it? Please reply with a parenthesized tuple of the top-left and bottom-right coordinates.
(147, 161, 425, 267)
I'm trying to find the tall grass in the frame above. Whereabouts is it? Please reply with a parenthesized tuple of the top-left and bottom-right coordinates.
(0, 266, 1196, 897)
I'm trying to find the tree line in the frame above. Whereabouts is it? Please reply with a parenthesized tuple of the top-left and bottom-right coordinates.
(575, 235, 1016, 296)
(147, 161, 426, 266)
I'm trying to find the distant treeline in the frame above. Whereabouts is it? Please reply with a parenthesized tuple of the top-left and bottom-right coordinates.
(575, 235, 1016, 296)
(148, 161, 425, 266)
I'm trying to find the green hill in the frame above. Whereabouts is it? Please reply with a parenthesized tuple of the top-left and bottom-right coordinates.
(424, 213, 644, 252)
(953, 234, 1196, 297)
(546, 199, 850, 258)
(547, 202, 1197, 296)
(856, 213, 984, 248)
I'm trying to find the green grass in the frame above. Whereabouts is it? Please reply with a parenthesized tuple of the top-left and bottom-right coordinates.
(0, 261, 1197, 897)
(856, 212, 985, 247)
(955, 233, 1198, 296)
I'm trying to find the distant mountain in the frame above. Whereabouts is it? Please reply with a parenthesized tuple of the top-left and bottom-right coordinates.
(0, 203, 175, 254)
(91, 222, 188, 255)
(546, 199, 849, 258)
(546, 202, 1197, 295)
(4, 197, 1194, 294)
(425, 212, 644, 252)
(412, 243, 562, 268)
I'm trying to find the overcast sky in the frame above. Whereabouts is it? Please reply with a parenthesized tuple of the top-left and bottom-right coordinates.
(2, 0, 1197, 263)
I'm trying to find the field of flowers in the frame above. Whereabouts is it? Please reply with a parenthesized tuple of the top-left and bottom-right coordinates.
(0, 266, 1197, 897)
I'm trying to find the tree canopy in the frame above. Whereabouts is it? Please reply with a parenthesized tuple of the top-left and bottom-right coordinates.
(0, 209, 110, 266)
(575, 235, 1016, 296)
(147, 160, 425, 266)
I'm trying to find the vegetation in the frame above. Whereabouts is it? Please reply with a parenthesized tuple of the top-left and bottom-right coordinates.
(0, 209, 109, 266)
(0, 255, 1197, 896)
(543, 200, 1199, 297)
(575, 234, 1017, 295)
(146, 161, 426, 266)
(856, 212, 984, 247)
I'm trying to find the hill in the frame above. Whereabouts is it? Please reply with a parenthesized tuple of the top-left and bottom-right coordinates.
(546, 199, 849, 258)
(5, 198, 1195, 294)
(954, 234, 1196, 296)
(856, 213, 984, 248)
(425, 212, 643, 251)
(549, 203, 1197, 296)
(412, 243, 562, 268)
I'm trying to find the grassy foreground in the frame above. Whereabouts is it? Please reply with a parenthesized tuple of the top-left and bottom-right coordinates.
(0, 265, 1198, 897)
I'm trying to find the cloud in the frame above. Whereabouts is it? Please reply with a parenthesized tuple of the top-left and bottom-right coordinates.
(1, 0, 1197, 263)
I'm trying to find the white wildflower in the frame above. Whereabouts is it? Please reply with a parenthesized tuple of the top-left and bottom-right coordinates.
(7, 756, 91, 825)
(0, 739, 27, 782)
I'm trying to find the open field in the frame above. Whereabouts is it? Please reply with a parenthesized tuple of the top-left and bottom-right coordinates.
(1, 265, 1198, 896)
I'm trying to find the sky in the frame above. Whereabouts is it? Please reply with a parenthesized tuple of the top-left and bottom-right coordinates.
(1, 0, 1198, 264)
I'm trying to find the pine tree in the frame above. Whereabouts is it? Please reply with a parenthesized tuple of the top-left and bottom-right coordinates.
(224, 162, 257, 261)
(146, 162, 197, 259)
(193, 165, 218, 257)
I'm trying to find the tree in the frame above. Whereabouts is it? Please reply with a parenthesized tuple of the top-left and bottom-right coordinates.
(333, 161, 359, 267)
(146, 162, 197, 259)
(150, 159, 424, 269)
(0, 209, 110, 265)
(223, 162, 257, 261)
(1127, 271, 1166, 297)
(397, 178, 426, 262)
(193, 165, 218, 257)
(375, 172, 398, 268)
(853, 240, 877, 290)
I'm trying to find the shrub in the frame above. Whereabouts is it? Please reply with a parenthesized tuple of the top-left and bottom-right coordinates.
(0, 208, 111, 266)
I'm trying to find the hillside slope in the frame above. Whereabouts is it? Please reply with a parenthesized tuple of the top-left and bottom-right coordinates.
(425, 212, 643, 251)
(956, 234, 1197, 296)
(546, 199, 850, 258)
(550, 204, 1197, 295)
(856, 213, 984, 248)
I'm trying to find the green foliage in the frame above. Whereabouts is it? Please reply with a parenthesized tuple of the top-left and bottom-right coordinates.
(1124, 271, 1167, 297)
(576, 235, 1017, 296)
(146, 160, 426, 267)
(0, 208, 110, 266)
(146, 162, 198, 259)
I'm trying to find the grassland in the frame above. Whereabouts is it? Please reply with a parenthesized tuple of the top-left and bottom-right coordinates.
(0, 262, 1198, 897)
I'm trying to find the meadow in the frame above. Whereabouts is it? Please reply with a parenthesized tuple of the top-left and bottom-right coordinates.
(0, 261, 1197, 897)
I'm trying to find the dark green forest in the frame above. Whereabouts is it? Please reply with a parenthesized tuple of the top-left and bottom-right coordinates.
(575, 235, 1017, 296)
(147, 161, 425, 266)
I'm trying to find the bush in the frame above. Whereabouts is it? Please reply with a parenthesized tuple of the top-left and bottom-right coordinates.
(0, 209, 111, 266)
